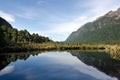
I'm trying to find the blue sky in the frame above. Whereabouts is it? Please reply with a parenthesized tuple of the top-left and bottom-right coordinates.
(0, 0, 120, 41)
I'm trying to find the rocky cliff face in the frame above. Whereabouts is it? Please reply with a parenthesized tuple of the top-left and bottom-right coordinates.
(66, 8, 120, 43)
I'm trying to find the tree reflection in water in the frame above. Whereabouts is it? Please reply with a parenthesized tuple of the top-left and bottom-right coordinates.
(0, 51, 41, 71)
(71, 52, 120, 80)
(0, 51, 120, 80)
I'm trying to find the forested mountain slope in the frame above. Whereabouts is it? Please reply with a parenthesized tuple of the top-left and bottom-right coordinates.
(66, 8, 120, 43)
(0, 17, 52, 48)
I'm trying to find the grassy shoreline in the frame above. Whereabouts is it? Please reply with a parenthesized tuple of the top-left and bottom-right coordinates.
(1, 42, 120, 54)
(1, 42, 120, 60)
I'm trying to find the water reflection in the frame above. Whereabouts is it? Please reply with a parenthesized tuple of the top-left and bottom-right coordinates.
(71, 52, 120, 80)
(0, 51, 120, 80)
(0, 52, 40, 71)
(0, 66, 14, 76)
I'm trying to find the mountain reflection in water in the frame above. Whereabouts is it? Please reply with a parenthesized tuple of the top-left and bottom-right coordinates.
(71, 52, 120, 79)
(0, 51, 120, 80)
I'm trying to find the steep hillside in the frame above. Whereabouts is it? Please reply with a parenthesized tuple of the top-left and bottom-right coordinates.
(0, 17, 12, 28)
(66, 8, 120, 43)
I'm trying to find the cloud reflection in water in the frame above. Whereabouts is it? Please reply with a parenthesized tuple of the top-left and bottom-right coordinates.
(39, 52, 118, 80)
(0, 66, 14, 76)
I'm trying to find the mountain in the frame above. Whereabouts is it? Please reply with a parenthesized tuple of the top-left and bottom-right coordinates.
(0, 17, 12, 28)
(66, 8, 120, 43)
(0, 17, 53, 48)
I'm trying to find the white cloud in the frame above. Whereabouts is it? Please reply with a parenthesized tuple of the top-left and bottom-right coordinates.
(91, 0, 119, 16)
(14, 7, 39, 20)
(74, 16, 87, 22)
(36, 15, 91, 40)
(0, 10, 15, 22)
(0, 66, 14, 76)
(75, 0, 120, 18)
(38, 15, 88, 34)
(33, 15, 98, 41)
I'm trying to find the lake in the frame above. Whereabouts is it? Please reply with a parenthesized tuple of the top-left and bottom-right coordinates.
(0, 51, 120, 80)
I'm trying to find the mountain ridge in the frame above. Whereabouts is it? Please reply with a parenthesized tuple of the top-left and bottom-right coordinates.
(66, 8, 120, 43)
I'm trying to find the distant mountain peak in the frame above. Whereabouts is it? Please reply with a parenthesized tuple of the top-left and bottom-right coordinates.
(117, 7, 120, 11)
(105, 8, 120, 18)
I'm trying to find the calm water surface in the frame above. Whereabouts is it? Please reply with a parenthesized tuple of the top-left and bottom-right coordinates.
(0, 51, 120, 80)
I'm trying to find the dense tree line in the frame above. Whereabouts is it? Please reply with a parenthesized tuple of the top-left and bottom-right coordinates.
(0, 17, 53, 48)
(0, 26, 52, 46)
